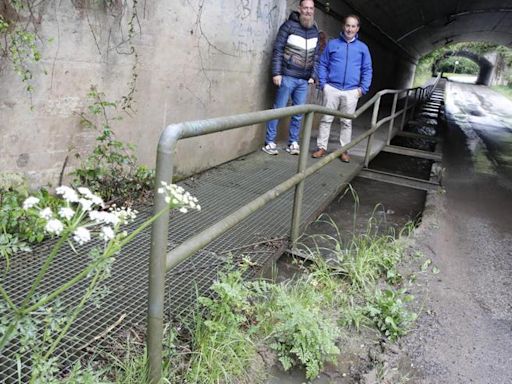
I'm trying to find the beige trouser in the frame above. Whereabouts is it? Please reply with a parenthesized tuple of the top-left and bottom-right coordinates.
(317, 85, 360, 150)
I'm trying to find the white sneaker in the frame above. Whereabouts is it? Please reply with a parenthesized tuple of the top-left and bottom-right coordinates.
(262, 142, 278, 155)
(286, 141, 300, 155)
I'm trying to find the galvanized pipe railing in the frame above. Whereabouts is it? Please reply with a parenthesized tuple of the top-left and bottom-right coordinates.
(147, 75, 441, 383)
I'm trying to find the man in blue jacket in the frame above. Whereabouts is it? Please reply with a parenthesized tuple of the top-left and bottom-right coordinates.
(312, 14, 372, 162)
(262, 0, 319, 156)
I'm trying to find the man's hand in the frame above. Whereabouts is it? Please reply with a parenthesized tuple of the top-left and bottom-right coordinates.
(308, 78, 314, 84)
(357, 88, 363, 97)
(273, 75, 282, 87)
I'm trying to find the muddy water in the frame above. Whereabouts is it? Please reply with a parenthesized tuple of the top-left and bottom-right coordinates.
(295, 129, 435, 260)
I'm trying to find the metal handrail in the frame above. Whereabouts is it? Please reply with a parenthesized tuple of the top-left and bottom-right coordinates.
(147, 75, 441, 383)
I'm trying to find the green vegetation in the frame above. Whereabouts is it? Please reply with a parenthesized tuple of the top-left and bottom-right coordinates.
(413, 42, 512, 87)
(1, 180, 427, 383)
(96, 216, 419, 383)
(258, 277, 340, 379)
(365, 288, 417, 341)
(0, 174, 65, 266)
(71, 86, 154, 205)
(186, 269, 257, 383)
(1, 1, 140, 98)
(491, 85, 512, 101)
(0, 12, 43, 94)
(0, 184, 200, 383)
(0, 83, 154, 267)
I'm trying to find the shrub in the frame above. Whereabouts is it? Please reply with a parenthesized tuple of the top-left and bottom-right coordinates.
(71, 87, 154, 205)
(186, 269, 257, 384)
(257, 278, 340, 380)
(365, 288, 417, 341)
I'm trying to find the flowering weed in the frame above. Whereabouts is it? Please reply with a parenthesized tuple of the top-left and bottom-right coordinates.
(0, 183, 199, 382)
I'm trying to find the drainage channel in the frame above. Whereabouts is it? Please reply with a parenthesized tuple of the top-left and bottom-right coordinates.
(0, 88, 444, 383)
(269, 85, 445, 383)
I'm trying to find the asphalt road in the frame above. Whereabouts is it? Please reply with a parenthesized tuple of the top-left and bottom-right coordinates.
(404, 81, 512, 384)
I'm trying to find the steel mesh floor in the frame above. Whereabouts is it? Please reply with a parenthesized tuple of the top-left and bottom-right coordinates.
(0, 144, 363, 382)
(0, 88, 433, 381)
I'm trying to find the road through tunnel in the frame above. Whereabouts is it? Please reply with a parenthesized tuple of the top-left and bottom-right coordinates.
(433, 50, 495, 85)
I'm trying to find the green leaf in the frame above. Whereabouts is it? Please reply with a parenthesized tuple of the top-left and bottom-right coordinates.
(421, 258, 432, 271)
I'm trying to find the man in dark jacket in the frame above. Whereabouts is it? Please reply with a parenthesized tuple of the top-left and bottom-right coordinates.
(312, 14, 372, 162)
(262, 0, 319, 156)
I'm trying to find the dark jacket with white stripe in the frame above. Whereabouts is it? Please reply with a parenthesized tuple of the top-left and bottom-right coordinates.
(271, 11, 319, 80)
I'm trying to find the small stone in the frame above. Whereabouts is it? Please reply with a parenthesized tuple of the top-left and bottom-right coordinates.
(384, 343, 401, 354)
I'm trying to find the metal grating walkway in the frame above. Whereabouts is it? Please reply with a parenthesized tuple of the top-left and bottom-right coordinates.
(0, 101, 433, 381)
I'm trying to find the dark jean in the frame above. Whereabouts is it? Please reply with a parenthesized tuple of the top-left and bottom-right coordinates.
(265, 75, 308, 145)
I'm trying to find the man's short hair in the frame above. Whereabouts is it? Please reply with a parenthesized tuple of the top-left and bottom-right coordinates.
(299, 0, 313, 5)
(344, 14, 361, 26)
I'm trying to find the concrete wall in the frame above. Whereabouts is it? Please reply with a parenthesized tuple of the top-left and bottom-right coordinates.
(486, 52, 510, 86)
(0, 0, 415, 188)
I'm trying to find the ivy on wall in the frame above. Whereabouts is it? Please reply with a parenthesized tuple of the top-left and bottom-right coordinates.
(1, 0, 151, 197)
(0, 0, 140, 103)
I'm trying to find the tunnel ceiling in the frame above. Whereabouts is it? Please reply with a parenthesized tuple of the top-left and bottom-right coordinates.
(319, 0, 512, 60)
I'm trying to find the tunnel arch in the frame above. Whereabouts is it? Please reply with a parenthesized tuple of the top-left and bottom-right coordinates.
(317, 2, 512, 60)
(433, 50, 494, 85)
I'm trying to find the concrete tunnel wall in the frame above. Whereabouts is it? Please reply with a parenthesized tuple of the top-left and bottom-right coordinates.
(0, 0, 416, 189)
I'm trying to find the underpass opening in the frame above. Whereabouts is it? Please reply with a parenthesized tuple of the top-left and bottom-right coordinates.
(434, 50, 491, 85)
(414, 42, 512, 88)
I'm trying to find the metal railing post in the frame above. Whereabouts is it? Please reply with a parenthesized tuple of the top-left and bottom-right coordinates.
(143, 83, 443, 384)
(364, 96, 381, 167)
(147, 140, 175, 384)
(410, 88, 418, 119)
(386, 93, 398, 145)
(290, 111, 314, 246)
(400, 89, 410, 131)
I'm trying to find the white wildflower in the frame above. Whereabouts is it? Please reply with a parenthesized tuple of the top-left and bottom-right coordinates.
(158, 181, 200, 213)
(23, 197, 40, 210)
(56, 186, 79, 203)
(40, 207, 53, 220)
(79, 198, 93, 211)
(89, 211, 120, 226)
(110, 207, 137, 225)
(77, 187, 92, 196)
(73, 226, 91, 245)
(45, 219, 64, 235)
(58, 207, 75, 220)
(100, 226, 115, 241)
(78, 187, 103, 206)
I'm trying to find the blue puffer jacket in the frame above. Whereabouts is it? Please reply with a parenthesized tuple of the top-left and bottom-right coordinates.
(271, 11, 319, 80)
(318, 33, 373, 94)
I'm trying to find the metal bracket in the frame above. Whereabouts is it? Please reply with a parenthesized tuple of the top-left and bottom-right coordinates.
(358, 168, 442, 192)
(382, 145, 443, 161)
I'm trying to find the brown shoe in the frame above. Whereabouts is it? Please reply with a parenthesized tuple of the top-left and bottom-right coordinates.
(312, 148, 326, 158)
(340, 152, 350, 163)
